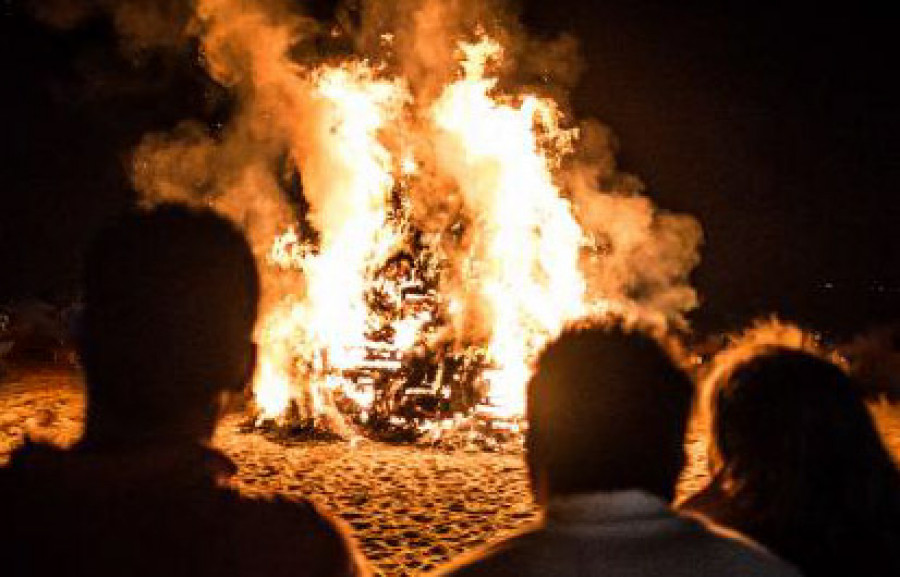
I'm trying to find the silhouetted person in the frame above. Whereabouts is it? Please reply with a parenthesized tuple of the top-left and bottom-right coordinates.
(433, 324, 800, 577)
(683, 347, 900, 577)
(0, 205, 368, 577)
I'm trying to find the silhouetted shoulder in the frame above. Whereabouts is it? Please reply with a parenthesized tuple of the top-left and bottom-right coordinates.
(428, 526, 544, 577)
(430, 511, 801, 577)
(223, 490, 369, 577)
(0, 442, 368, 577)
(682, 513, 802, 576)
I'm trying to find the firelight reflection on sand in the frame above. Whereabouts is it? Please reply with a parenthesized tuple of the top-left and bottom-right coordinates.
(254, 35, 596, 422)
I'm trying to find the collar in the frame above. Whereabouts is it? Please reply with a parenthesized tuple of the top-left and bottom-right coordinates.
(546, 489, 674, 526)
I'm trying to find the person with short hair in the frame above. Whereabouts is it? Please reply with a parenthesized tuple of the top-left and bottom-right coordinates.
(683, 346, 900, 577)
(433, 324, 800, 577)
(0, 204, 368, 577)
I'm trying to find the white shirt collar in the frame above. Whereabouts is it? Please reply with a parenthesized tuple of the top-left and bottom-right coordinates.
(546, 489, 672, 525)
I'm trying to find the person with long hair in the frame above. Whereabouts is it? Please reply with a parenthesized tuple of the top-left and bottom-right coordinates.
(684, 346, 900, 576)
(434, 323, 800, 577)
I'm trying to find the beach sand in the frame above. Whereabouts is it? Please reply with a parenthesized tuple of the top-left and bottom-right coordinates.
(2, 367, 898, 576)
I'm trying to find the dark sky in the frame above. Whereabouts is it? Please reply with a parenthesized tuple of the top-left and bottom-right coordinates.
(1, 0, 897, 336)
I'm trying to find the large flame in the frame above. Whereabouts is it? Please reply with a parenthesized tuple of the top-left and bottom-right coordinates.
(430, 37, 585, 416)
(255, 61, 408, 420)
(251, 34, 591, 421)
(129, 0, 703, 429)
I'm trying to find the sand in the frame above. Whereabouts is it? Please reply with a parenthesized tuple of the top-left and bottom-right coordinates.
(2, 367, 899, 576)
(0, 368, 535, 576)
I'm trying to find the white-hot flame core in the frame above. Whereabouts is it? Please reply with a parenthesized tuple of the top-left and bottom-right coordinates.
(254, 62, 408, 419)
(304, 64, 404, 362)
(431, 38, 586, 416)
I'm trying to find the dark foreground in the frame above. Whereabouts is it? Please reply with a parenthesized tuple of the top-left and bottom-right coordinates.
(2, 367, 899, 576)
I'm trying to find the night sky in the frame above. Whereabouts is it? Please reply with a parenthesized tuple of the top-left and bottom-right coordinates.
(1, 0, 897, 336)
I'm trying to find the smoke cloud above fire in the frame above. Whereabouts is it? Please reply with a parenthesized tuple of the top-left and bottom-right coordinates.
(35, 0, 704, 422)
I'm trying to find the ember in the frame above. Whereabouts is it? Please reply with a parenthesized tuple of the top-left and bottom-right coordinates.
(131, 0, 703, 438)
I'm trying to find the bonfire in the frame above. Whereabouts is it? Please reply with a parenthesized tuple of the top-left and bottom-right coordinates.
(131, 0, 702, 440)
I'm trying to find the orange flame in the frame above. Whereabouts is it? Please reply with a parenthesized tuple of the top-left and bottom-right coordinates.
(430, 36, 586, 416)
(250, 33, 659, 424)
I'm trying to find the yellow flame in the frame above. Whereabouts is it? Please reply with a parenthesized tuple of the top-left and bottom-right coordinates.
(253, 61, 408, 420)
(255, 34, 594, 421)
(431, 36, 586, 416)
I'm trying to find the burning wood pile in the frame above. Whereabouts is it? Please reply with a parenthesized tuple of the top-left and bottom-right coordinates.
(128, 0, 704, 443)
(253, 176, 532, 445)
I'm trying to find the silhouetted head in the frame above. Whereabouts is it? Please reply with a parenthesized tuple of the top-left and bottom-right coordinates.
(526, 324, 693, 502)
(706, 347, 900, 527)
(79, 204, 259, 449)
